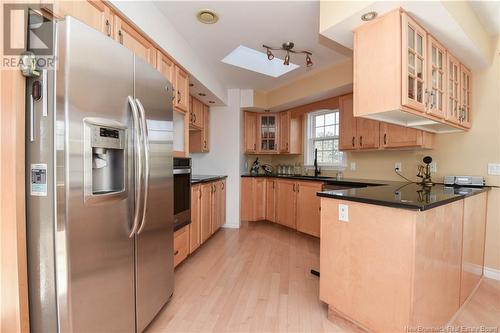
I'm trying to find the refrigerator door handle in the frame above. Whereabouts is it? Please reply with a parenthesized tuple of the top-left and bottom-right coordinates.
(135, 98, 150, 235)
(128, 96, 143, 238)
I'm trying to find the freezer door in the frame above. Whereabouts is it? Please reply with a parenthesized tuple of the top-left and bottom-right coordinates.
(56, 17, 136, 332)
(134, 57, 174, 332)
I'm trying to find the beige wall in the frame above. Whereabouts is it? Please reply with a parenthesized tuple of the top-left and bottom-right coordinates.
(246, 36, 500, 270)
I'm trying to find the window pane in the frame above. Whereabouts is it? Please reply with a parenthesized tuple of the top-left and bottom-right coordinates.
(333, 139, 339, 150)
(315, 127, 324, 138)
(325, 113, 335, 125)
(335, 112, 339, 124)
(315, 114, 324, 127)
(323, 151, 333, 163)
(334, 124, 339, 136)
(323, 140, 333, 150)
(325, 125, 335, 137)
(314, 140, 322, 150)
(316, 151, 323, 163)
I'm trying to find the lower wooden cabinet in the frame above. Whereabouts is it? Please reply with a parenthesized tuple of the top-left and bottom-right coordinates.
(173, 225, 189, 267)
(276, 180, 297, 229)
(240, 177, 322, 237)
(200, 182, 213, 243)
(265, 179, 276, 222)
(190, 184, 201, 253)
(295, 182, 322, 237)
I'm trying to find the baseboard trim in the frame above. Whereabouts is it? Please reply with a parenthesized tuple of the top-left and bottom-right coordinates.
(484, 266, 500, 281)
(222, 223, 240, 229)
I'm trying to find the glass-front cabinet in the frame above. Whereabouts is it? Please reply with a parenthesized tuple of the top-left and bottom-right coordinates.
(427, 36, 446, 118)
(446, 54, 461, 125)
(402, 13, 427, 112)
(460, 64, 472, 129)
(258, 114, 278, 153)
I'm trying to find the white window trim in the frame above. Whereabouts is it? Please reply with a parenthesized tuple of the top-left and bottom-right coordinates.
(303, 109, 346, 170)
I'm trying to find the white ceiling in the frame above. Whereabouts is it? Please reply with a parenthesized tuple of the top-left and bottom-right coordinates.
(154, 1, 348, 92)
(470, 1, 500, 37)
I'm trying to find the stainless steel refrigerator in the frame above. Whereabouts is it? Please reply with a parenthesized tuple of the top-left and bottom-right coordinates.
(25, 17, 174, 332)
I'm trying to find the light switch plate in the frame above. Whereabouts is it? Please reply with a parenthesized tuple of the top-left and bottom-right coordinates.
(338, 204, 349, 222)
(430, 162, 437, 173)
(488, 163, 500, 175)
(350, 162, 356, 171)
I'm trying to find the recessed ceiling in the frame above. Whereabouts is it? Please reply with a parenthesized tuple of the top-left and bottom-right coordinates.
(470, 1, 500, 37)
(154, 1, 348, 91)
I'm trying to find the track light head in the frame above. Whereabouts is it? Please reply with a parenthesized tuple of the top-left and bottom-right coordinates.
(266, 48, 274, 60)
(284, 52, 290, 66)
(306, 54, 313, 67)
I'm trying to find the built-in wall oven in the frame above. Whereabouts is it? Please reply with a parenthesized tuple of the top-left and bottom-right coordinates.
(173, 157, 191, 231)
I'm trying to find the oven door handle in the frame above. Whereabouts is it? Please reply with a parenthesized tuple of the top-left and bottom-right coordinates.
(173, 169, 191, 175)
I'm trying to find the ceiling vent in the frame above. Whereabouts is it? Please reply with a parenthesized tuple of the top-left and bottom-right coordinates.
(197, 9, 219, 24)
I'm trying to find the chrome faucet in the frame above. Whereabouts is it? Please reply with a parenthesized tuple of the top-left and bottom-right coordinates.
(314, 148, 321, 176)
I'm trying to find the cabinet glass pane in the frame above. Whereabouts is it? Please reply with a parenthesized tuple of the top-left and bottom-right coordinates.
(416, 58, 423, 78)
(432, 47, 437, 65)
(438, 73, 442, 90)
(268, 117, 275, 125)
(408, 51, 415, 75)
(262, 141, 268, 150)
(261, 117, 268, 126)
(408, 76, 415, 99)
(438, 92, 442, 110)
(438, 51, 442, 69)
(417, 80, 423, 102)
(432, 69, 437, 87)
(269, 141, 275, 150)
(408, 26, 415, 49)
(417, 34, 423, 55)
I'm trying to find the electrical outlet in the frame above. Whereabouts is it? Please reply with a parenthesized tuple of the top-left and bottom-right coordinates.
(430, 162, 437, 173)
(488, 163, 500, 175)
(350, 162, 356, 171)
(395, 162, 402, 172)
(338, 204, 349, 222)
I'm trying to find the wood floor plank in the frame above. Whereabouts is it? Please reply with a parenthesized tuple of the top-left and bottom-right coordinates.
(146, 221, 500, 333)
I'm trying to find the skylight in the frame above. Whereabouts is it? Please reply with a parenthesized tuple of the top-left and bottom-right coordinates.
(221, 45, 299, 78)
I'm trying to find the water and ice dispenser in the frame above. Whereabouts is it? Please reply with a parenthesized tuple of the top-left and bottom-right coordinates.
(84, 119, 126, 200)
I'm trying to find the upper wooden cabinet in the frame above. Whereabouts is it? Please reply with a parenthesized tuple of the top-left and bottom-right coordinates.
(243, 110, 301, 154)
(279, 110, 302, 154)
(339, 94, 380, 151)
(114, 16, 156, 67)
(189, 103, 209, 153)
(157, 52, 175, 84)
(340, 93, 433, 151)
(189, 96, 205, 130)
(44, 0, 114, 37)
(354, 8, 472, 133)
(258, 114, 278, 153)
(244, 112, 258, 154)
(174, 66, 190, 113)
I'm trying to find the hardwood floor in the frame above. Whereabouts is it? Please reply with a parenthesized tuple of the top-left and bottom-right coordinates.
(146, 221, 500, 333)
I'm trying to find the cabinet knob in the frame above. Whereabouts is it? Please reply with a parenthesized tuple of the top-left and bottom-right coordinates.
(204, 140, 207, 149)
(352, 136, 355, 147)
(193, 113, 196, 123)
(174, 250, 179, 256)
(359, 136, 363, 147)
(105, 19, 111, 37)
(383, 133, 387, 145)
(118, 30, 123, 44)
(177, 90, 181, 103)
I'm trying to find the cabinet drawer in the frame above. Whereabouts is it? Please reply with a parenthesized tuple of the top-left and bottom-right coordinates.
(173, 226, 189, 267)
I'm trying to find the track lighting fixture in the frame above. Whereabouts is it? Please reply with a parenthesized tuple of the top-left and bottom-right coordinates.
(262, 42, 313, 67)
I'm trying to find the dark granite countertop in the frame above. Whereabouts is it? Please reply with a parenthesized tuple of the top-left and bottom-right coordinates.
(191, 175, 227, 184)
(317, 182, 490, 211)
(241, 174, 490, 211)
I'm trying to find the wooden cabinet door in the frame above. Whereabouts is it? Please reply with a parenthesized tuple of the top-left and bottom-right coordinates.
(401, 12, 427, 113)
(174, 66, 189, 113)
(190, 97, 204, 129)
(115, 16, 156, 66)
(157, 52, 175, 84)
(244, 112, 257, 153)
(339, 93, 357, 150)
(240, 178, 255, 221)
(427, 36, 446, 119)
(276, 180, 296, 228)
(459, 64, 472, 129)
(265, 179, 276, 223)
(258, 114, 278, 153)
(381, 123, 422, 148)
(202, 105, 209, 152)
(254, 178, 266, 221)
(220, 180, 226, 228)
(49, 0, 114, 37)
(173, 226, 189, 267)
(200, 183, 212, 243)
(210, 182, 219, 234)
(296, 181, 322, 237)
(446, 54, 461, 125)
(279, 111, 290, 153)
(356, 118, 380, 150)
(189, 184, 201, 253)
